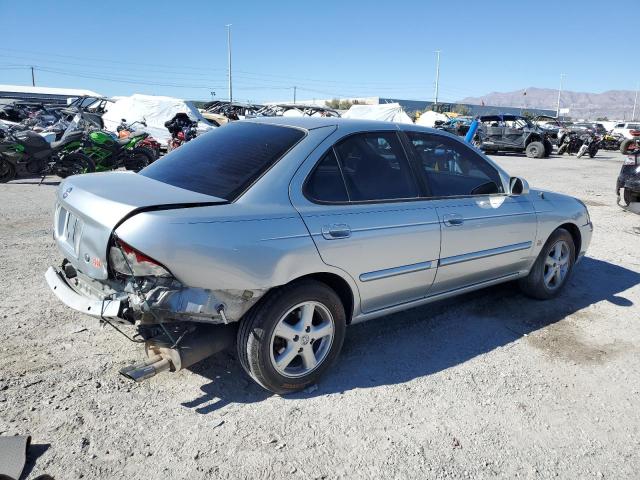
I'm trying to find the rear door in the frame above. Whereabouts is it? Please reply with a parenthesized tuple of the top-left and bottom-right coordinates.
(290, 130, 441, 313)
(403, 130, 537, 294)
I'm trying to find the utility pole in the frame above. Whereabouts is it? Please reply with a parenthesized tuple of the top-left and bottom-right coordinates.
(433, 50, 441, 111)
(226, 24, 233, 103)
(556, 73, 566, 118)
(633, 84, 638, 121)
(293, 86, 296, 104)
(31, 66, 35, 87)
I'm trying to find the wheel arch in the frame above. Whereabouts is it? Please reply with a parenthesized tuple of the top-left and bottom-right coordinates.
(525, 133, 542, 145)
(557, 222, 582, 260)
(291, 272, 356, 324)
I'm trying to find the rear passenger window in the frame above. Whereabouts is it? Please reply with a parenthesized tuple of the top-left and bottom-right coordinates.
(305, 150, 349, 202)
(406, 132, 504, 197)
(333, 132, 419, 201)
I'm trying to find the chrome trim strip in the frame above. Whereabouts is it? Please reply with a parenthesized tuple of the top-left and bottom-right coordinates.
(439, 241, 532, 267)
(352, 271, 524, 323)
(360, 261, 433, 282)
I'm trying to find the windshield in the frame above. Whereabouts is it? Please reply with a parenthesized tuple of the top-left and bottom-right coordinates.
(140, 122, 306, 201)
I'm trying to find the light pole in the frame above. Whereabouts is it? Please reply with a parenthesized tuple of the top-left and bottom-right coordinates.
(226, 24, 233, 103)
(633, 84, 638, 121)
(556, 73, 566, 118)
(433, 50, 441, 111)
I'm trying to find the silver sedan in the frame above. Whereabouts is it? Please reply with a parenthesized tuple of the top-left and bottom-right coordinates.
(45, 117, 592, 393)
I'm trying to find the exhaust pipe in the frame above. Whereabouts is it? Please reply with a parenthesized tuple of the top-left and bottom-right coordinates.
(119, 323, 237, 382)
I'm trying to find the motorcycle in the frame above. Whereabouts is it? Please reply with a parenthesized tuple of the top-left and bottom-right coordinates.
(116, 118, 161, 160)
(0, 126, 94, 183)
(557, 130, 598, 157)
(164, 113, 198, 151)
(82, 128, 155, 172)
(576, 133, 599, 158)
(600, 132, 623, 151)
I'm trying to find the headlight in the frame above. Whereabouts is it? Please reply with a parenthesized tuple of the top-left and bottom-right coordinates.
(576, 199, 591, 225)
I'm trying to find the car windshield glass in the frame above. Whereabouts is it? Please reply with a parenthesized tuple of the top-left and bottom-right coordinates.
(140, 122, 305, 201)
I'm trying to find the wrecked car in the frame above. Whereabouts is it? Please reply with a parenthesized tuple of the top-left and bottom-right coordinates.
(474, 114, 553, 158)
(46, 118, 592, 393)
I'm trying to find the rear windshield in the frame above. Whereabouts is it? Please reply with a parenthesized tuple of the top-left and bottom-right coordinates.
(140, 122, 305, 200)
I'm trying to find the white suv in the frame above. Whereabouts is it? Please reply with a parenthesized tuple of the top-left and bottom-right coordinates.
(611, 122, 640, 139)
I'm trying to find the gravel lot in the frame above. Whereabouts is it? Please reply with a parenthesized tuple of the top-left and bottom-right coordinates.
(1, 150, 639, 480)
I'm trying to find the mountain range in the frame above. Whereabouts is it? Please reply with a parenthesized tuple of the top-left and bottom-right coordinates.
(458, 87, 638, 120)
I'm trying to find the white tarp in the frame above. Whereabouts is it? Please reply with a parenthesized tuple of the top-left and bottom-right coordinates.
(102, 94, 215, 143)
(342, 103, 413, 124)
(415, 110, 449, 127)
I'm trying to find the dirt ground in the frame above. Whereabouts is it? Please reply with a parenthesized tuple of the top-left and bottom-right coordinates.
(1, 150, 639, 480)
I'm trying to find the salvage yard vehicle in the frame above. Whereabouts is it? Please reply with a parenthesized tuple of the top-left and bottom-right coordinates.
(617, 150, 640, 207)
(45, 118, 593, 393)
(0, 126, 94, 182)
(474, 114, 553, 158)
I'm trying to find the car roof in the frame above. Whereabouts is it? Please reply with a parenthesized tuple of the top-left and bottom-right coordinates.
(245, 116, 426, 132)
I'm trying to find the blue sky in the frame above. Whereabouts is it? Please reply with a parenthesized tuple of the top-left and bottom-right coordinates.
(0, 0, 637, 103)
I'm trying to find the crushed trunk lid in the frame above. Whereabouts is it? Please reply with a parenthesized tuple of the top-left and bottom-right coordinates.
(54, 171, 225, 280)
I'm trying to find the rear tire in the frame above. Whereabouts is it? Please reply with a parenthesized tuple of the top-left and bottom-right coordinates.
(526, 141, 545, 159)
(519, 228, 575, 300)
(0, 156, 16, 183)
(56, 152, 95, 178)
(125, 147, 155, 172)
(237, 280, 346, 394)
(620, 138, 638, 154)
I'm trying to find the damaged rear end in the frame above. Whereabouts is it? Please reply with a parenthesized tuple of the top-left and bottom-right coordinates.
(45, 172, 248, 381)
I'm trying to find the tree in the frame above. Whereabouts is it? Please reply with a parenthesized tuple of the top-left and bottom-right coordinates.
(325, 99, 360, 110)
(596, 116, 609, 121)
(453, 104, 471, 116)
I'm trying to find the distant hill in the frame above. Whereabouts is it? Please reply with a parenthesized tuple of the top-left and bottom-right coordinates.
(458, 87, 637, 120)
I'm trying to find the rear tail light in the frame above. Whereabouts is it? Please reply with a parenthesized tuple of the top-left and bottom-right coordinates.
(109, 240, 172, 277)
(630, 130, 640, 136)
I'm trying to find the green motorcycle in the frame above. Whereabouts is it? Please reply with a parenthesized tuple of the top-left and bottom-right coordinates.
(82, 129, 155, 173)
(0, 127, 94, 183)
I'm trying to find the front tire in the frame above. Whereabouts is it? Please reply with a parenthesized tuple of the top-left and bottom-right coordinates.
(526, 141, 545, 159)
(0, 156, 17, 183)
(237, 280, 346, 394)
(519, 228, 575, 300)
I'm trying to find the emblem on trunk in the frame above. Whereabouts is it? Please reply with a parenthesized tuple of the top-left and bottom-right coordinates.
(62, 187, 73, 199)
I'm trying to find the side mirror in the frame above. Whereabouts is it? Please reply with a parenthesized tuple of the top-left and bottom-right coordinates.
(510, 177, 529, 195)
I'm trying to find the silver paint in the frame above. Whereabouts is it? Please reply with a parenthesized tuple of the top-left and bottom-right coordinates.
(47, 117, 592, 325)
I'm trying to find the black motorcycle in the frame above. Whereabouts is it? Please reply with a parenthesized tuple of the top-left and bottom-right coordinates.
(0, 127, 95, 183)
(557, 130, 598, 157)
(165, 113, 198, 151)
(617, 150, 640, 207)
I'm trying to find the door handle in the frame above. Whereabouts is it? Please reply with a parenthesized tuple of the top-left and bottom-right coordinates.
(442, 214, 464, 227)
(321, 224, 351, 240)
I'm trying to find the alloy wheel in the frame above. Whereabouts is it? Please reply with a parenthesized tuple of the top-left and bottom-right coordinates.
(269, 301, 335, 378)
(543, 240, 570, 290)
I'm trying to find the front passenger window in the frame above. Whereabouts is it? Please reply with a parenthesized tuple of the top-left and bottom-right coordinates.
(406, 132, 504, 197)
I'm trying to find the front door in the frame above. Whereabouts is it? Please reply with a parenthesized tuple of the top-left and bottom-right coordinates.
(403, 130, 537, 294)
(290, 130, 441, 313)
